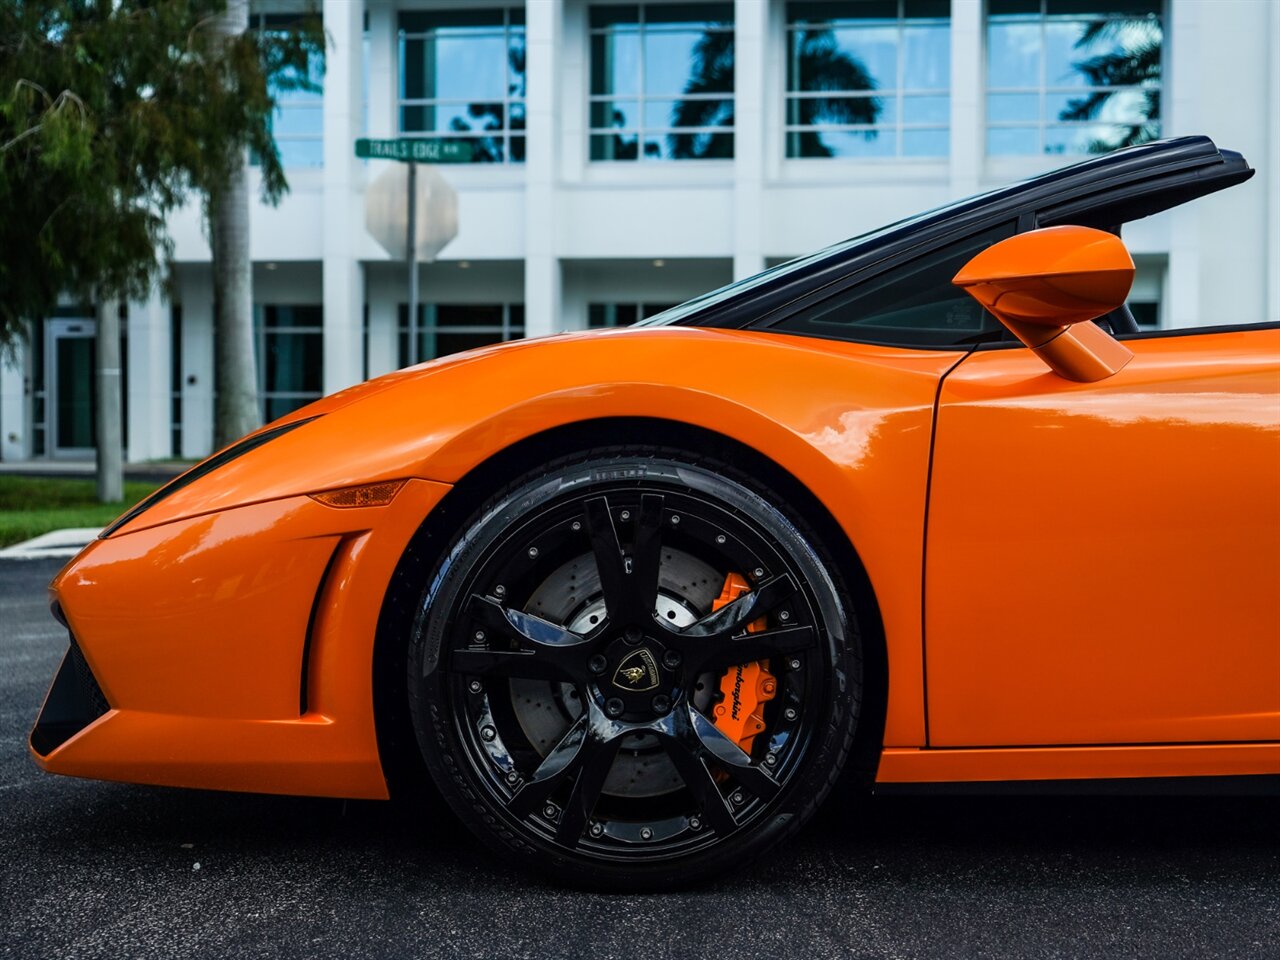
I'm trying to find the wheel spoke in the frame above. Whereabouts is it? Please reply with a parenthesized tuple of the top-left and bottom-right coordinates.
(507, 704, 623, 847)
(584, 496, 628, 622)
(508, 713, 590, 819)
(455, 595, 592, 682)
(662, 730, 738, 836)
(687, 707, 782, 801)
(583, 494, 665, 625)
(555, 733, 622, 846)
(677, 574, 797, 642)
(629, 493, 665, 623)
(687, 624, 817, 676)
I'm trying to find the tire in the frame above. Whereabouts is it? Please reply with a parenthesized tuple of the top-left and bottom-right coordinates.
(406, 449, 862, 890)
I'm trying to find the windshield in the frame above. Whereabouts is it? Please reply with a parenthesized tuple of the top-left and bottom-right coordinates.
(634, 185, 1012, 328)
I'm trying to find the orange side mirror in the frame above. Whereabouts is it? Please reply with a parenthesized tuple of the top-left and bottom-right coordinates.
(953, 225, 1136, 382)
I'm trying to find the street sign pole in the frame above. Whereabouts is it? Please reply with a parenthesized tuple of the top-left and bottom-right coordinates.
(359, 138, 466, 367)
(406, 160, 418, 365)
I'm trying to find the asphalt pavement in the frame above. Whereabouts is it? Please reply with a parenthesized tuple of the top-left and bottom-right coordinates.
(2, 556, 1277, 960)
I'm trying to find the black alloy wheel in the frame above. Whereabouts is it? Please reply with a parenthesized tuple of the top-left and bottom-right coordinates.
(407, 451, 862, 889)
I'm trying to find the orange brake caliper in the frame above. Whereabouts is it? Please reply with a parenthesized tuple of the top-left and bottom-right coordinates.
(710, 573, 777, 755)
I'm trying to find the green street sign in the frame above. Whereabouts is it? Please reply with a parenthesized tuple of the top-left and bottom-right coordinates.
(354, 138, 474, 164)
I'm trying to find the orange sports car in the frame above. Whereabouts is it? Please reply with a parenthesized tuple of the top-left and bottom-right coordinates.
(31, 136, 1279, 889)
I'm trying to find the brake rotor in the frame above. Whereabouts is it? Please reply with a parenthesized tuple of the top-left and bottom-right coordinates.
(512, 547, 722, 798)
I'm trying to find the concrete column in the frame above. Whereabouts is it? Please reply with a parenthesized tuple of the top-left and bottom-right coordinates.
(1164, 0, 1200, 329)
(363, 3, 400, 373)
(523, 0, 563, 338)
(366, 273, 399, 376)
(126, 288, 172, 462)
(949, 0, 983, 198)
(322, 0, 366, 388)
(732, 0, 767, 280)
(180, 270, 215, 458)
(0, 347, 28, 461)
(1268, 0, 1280, 324)
(367, 0, 396, 139)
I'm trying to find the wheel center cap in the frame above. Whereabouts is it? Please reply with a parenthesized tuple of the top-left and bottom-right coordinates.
(612, 647, 661, 692)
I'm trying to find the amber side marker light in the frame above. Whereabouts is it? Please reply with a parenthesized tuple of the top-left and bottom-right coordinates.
(310, 479, 408, 509)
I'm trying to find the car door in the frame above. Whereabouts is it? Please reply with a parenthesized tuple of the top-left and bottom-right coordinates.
(924, 324, 1280, 746)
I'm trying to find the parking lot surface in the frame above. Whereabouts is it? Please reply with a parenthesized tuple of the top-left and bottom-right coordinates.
(2, 556, 1277, 959)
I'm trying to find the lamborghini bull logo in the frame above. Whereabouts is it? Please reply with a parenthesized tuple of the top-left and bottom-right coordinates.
(613, 649, 660, 692)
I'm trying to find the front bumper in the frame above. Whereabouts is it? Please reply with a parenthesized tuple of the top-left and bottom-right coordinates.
(29, 478, 450, 799)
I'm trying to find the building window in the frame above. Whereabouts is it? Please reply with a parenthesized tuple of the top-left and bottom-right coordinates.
(253, 13, 324, 168)
(397, 304, 525, 366)
(986, 0, 1162, 157)
(1129, 300, 1159, 331)
(399, 8, 526, 164)
(258, 305, 324, 422)
(589, 2, 735, 161)
(785, 0, 951, 159)
(588, 303, 680, 327)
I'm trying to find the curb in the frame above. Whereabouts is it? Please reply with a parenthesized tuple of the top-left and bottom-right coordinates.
(0, 528, 101, 561)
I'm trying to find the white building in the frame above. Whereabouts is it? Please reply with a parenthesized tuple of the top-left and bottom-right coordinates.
(2, 0, 1277, 463)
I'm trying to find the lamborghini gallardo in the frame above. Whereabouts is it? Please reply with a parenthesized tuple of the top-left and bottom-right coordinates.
(31, 136, 1280, 888)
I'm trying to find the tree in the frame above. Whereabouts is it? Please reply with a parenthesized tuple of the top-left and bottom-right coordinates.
(0, 1, 322, 494)
(209, 0, 258, 449)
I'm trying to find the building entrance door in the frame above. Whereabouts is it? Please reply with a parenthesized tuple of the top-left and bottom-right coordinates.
(47, 318, 96, 457)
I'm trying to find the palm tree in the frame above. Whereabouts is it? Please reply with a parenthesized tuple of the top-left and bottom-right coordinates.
(210, 0, 260, 447)
(1058, 16, 1162, 154)
(668, 27, 880, 160)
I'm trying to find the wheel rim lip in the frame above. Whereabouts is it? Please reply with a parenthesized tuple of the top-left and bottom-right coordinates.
(439, 477, 835, 860)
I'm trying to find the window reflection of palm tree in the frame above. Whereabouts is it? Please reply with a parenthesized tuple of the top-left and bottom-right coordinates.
(785, 29, 882, 158)
(1058, 17, 1161, 154)
(666, 28, 881, 159)
(451, 43, 526, 162)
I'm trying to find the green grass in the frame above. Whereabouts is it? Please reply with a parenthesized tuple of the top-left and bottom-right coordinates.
(0, 476, 160, 547)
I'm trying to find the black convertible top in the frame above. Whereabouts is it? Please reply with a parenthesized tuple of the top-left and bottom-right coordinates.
(640, 136, 1252, 332)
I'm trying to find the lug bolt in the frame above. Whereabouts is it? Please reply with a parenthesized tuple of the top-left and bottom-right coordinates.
(572, 520, 582, 531)
(543, 804, 558, 820)
(624, 627, 643, 645)
(753, 567, 764, 578)
(589, 822, 604, 838)
(784, 707, 797, 720)
(662, 649, 681, 670)
(689, 816, 702, 831)
(481, 725, 496, 742)
(621, 510, 631, 521)
(640, 827, 653, 841)
(605, 697, 624, 718)
(670, 515, 680, 525)
(731, 791, 744, 804)
(506, 771, 520, 785)
(789, 658, 801, 671)
(589, 654, 608, 674)
(468, 680, 483, 694)
(780, 610, 790, 621)
(474, 630, 486, 641)
(528, 546, 539, 559)
(716, 535, 726, 545)
(765, 753, 778, 766)
(494, 584, 506, 597)
(652, 694, 671, 714)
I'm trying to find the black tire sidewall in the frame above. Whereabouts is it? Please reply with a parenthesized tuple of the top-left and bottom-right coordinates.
(406, 453, 861, 890)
